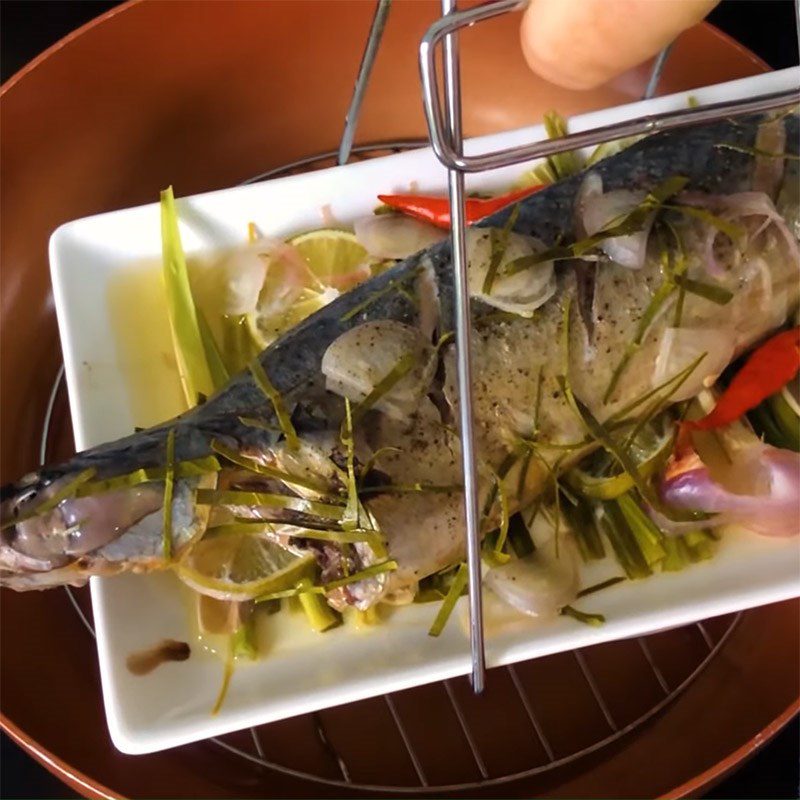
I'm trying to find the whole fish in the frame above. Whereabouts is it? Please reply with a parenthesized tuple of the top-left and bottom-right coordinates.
(2, 112, 798, 603)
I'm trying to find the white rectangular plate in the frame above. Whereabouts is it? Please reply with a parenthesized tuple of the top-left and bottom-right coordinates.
(50, 68, 800, 754)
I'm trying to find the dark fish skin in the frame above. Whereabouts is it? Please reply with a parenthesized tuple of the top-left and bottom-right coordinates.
(2, 112, 797, 504)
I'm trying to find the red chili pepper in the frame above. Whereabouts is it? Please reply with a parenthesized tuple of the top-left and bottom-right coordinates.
(687, 326, 800, 432)
(377, 185, 544, 229)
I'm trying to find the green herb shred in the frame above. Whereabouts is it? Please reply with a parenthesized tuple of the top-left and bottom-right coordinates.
(249, 358, 299, 450)
(428, 562, 469, 637)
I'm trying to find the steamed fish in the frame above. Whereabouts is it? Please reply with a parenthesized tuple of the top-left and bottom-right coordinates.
(2, 112, 798, 610)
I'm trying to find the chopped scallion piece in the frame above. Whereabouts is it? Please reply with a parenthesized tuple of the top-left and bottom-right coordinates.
(297, 579, 340, 632)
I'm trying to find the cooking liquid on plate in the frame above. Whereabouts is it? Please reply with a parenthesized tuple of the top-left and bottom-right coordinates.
(108, 261, 378, 665)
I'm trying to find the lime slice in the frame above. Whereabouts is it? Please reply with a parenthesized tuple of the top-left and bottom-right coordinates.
(289, 229, 368, 287)
(177, 530, 315, 601)
(248, 229, 371, 349)
(248, 287, 338, 350)
(568, 428, 673, 500)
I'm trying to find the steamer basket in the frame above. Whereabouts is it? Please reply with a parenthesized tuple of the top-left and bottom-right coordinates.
(1, 2, 796, 797)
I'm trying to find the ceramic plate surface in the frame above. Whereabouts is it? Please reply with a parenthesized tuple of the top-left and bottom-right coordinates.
(49, 67, 800, 754)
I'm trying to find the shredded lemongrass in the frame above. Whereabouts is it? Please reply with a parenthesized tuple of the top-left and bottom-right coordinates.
(603, 280, 676, 404)
(74, 456, 220, 498)
(287, 528, 385, 545)
(211, 641, 235, 715)
(482, 204, 521, 295)
(340, 398, 361, 531)
(428, 562, 468, 637)
(674, 275, 733, 305)
(255, 560, 397, 604)
(162, 429, 176, 560)
(221, 314, 257, 375)
(210, 439, 329, 493)
(541, 111, 583, 180)
(615, 492, 666, 566)
(713, 142, 800, 160)
(238, 416, 281, 433)
(160, 186, 214, 407)
(247, 221, 258, 244)
(576, 576, 626, 598)
(562, 495, 605, 561)
(322, 559, 397, 591)
(249, 358, 299, 450)
(196, 489, 345, 518)
(666, 203, 745, 246)
(196, 307, 230, 391)
(340, 269, 421, 322)
(504, 176, 689, 276)
(350, 352, 417, 425)
(358, 446, 401, 486)
(516, 450, 533, 504)
(661, 221, 688, 326)
(561, 605, 605, 626)
(607, 353, 706, 425)
(359, 483, 461, 495)
(559, 375, 707, 521)
(600, 504, 652, 579)
(488, 466, 511, 558)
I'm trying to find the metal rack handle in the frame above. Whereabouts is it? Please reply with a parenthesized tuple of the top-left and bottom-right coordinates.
(420, 1, 799, 173)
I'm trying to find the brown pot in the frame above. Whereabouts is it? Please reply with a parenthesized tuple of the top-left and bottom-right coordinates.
(1, 2, 795, 797)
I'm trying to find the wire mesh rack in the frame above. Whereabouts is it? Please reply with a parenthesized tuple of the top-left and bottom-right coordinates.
(41, 0, 798, 792)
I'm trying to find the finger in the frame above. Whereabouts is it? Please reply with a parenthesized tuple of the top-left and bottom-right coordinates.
(520, 0, 720, 90)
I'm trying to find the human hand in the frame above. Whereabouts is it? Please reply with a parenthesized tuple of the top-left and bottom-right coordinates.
(520, 0, 720, 90)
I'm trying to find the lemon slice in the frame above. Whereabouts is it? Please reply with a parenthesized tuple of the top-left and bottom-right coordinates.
(248, 229, 370, 349)
(177, 530, 315, 601)
(289, 229, 369, 286)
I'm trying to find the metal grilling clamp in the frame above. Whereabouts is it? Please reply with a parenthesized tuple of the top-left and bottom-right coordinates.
(418, 0, 799, 693)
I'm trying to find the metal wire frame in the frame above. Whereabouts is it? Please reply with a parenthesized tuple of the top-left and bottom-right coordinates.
(420, 0, 800, 691)
(420, 0, 800, 173)
(206, 619, 741, 793)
